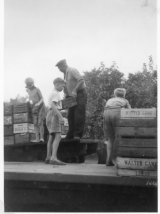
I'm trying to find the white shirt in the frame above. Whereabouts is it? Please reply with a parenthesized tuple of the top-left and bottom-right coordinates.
(48, 88, 62, 109)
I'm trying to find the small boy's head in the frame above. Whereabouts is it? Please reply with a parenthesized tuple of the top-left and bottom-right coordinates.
(25, 77, 34, 89)
(114, 88, 126, 98)
(53, 77, 65, 92)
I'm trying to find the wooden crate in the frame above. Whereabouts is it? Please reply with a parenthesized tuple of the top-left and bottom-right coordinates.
(4, 104, 13, 116)
(62, 97, 77, 109)
(4, 125, 13, 136)
(13, 113, 33, 124)
(117, 168, 157, 178)
(4, 116, 13, 125)
(13, 123, 35, 134)
(15, 133, 36, 144)
(4, 135, 14, 145)
(116, 157, 157, 170)
(13, 102, 32, 114)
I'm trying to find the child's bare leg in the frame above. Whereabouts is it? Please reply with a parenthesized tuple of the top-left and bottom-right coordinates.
(46, 134, 54, 160)
(50, 133, 66, 165)
(106, 137, 114, 166)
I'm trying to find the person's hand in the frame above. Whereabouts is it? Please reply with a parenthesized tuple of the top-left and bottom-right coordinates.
(35, 103, 39, 107)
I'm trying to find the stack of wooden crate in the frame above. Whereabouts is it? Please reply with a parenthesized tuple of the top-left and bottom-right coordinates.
(13, 103, 35, 144)
(4, 104, 14, 145)
(115, 108, 157, 178)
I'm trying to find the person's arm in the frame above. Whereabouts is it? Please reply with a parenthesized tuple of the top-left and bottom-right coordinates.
(72, 79, 84, 96)
(126, 100, 131, 109)
(51, 102, 64, 123)
(70, 69, 85, 96)
(35, 88, 44, 106)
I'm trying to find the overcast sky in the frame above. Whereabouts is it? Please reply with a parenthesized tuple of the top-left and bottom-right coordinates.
(4, 0, 157, 103)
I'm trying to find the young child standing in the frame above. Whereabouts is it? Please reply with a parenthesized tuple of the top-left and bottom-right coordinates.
(25, 77, 46, 142)
(45, 77, 66, 165)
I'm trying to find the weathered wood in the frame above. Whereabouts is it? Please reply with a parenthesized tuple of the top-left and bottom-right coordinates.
(13, 123, 35, 134)
(4, 116, 13, 125)
(4, 136, 15, 145)
(117, 138, 157, 148)
(117, 147, 157, 158)
(13, 113, 33, 124)
(15, 133, 36, 144)
(116, 127, 157, 137)
(116, 157, 157, 170)
(120, 108, 156, 119)
(117, 168, 157, 178)
(4, 162, 157, 187)
(118, 119, 157, 127)
(4, 125, 13, 136)
(13, 103, 32, 114)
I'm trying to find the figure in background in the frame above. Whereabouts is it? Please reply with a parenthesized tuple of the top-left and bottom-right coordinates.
(25, 77, 46, 142)
(55, 59, 87, 140)
(103, 88, 131, 166)
(45, 78, 66, 165)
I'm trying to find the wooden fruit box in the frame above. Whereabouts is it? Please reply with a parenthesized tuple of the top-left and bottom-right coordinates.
(13, 123, 35, 134)
(116, 157, 157, 171)
(62, 96, 77, 109)
(13, 113, 33, 124)
(4, 125, 13, 136)
(4, 104, 13, 116)
(15, 133, 36, 144)
(13, 102, 32, 114)
(4, 135, 15, 145)
(4, 116, 13, 125)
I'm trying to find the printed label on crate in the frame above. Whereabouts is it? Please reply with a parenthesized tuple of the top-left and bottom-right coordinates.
(116, 157, 157, 170)
(120, 108, 156, 119)
(4, 116, 12, 125)
(117, 168, 157, 178)
(13, 123, 35, 133)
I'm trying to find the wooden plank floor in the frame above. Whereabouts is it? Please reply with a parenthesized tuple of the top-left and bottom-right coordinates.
(4, 160, 157, 187)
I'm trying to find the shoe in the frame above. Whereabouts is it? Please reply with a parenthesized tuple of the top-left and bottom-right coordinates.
(31, 139, 40, 143)
(40, 138, 44, 143)
(49, 159, 66, 165)
(106, 161, 114, 166)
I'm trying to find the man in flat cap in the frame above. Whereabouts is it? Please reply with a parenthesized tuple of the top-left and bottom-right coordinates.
(55, 59, 87, 140)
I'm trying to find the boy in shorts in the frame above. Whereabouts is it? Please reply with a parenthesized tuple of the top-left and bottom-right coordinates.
(45, 78, 66, 165)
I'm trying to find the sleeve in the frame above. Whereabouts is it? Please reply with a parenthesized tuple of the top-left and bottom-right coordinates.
(51, 91, 61, 103)
(70, 68, 83, 81)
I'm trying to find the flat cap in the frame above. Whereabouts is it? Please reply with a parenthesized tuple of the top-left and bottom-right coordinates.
(55, 59, 67, 67)
(114, 88, 126, 96)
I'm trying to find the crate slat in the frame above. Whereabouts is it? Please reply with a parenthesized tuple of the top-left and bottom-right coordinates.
(116, 157, 157, 170)
(118, 118, 157, 127)
(15, 133, 36, 144)
(117, 168, 157, 178)
(117, 147, 157, 158)
(13, 113, 33, 124)
(13, 103, 32, 113)
(116, 127, 157, 137)
(117, 138, 157, 148)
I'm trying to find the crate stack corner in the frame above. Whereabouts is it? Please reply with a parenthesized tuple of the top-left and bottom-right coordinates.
(13, 103, 36, 144)
(4, 104, 14, 145)
(115, 108, 157, 178)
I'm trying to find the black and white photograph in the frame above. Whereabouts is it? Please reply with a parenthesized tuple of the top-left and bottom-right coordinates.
(2, 0, 158, 212)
